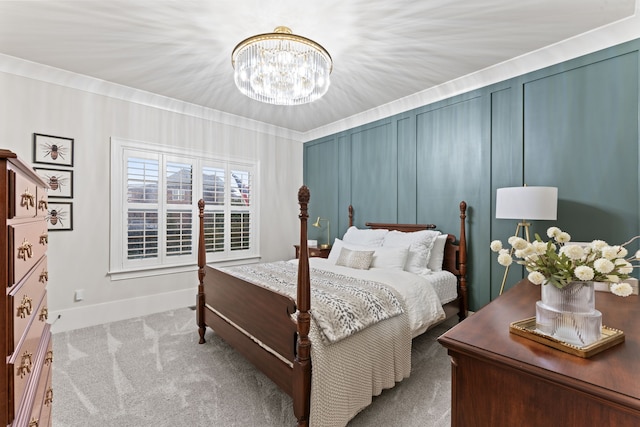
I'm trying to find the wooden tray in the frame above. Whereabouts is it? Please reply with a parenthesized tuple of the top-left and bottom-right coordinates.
(509, 317, 625, 358)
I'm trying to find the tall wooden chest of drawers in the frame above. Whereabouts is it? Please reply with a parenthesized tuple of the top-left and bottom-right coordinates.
(1, 150, 52, 427)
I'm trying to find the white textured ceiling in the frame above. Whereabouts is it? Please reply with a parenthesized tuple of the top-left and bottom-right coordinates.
(0, 1, 636, 134)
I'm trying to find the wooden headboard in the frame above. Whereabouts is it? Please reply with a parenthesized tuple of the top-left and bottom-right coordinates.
(346, 202, 468, 316)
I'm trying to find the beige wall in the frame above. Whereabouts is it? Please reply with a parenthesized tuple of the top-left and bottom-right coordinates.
(0, 68, 303, 331)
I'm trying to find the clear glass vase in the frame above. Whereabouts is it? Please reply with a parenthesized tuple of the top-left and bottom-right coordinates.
(535, 281, 602, 347)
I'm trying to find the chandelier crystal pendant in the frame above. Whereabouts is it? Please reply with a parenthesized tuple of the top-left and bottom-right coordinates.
(231, 26, 333, 106)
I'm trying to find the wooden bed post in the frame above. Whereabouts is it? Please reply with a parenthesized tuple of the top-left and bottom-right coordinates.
(293, 186, 312, 427)
(458, 201, 468, 320)
(348, 204, 354, 227)
(197, 199, 207, 344)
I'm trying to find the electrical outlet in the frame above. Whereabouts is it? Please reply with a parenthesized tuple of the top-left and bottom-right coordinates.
(74, 289, 84, 302)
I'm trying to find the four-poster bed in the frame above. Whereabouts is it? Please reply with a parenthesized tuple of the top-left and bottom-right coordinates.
(196, 185, 468, 426)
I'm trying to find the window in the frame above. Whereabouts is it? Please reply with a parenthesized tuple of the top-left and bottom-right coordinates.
(110, 138, 258, 276)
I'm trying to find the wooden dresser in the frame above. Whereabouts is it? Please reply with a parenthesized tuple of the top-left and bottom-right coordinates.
(1, 150, 53, 427)
(438, 279, 640, 426)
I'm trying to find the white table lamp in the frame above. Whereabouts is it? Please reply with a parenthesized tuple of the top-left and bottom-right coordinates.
(496, 186, 558, 294)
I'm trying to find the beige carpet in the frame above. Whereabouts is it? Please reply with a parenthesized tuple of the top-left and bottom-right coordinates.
(51, 307, 455, 426)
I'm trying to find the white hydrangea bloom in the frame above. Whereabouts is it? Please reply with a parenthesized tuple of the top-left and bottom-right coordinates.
(610, 282, 633, 297)
(593, 258, 614, 274)
(616, 259, 633, 275)
(497, 253, 513, 267)
(574, 265, 595, 281)
(556, 232, 571, 243)
(601, 246, 618, 260)
(511, 237, 529, 250)
(490, 240, 503, 252)
(547, 227, 561, 238)
(615, 246, 628, 258)
(526, 253, 540, 262)
(528, 271, 545, 285)
(562, 244, 584, 260)
(532, 241, 547, 255)
(590, 240, 608, 251)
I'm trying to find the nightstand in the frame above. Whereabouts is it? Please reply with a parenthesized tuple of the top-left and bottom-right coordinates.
(294, 245, 331, 259)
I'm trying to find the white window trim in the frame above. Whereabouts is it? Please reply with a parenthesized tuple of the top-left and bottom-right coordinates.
(109, 137, 260, 280)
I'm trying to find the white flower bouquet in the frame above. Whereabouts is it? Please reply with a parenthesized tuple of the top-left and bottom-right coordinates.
(490, 227, 640, 297)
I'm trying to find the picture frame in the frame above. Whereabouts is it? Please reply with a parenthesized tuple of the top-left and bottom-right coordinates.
(33, 133, 74, 167)
(46, 201, 73, 231)
(34, 167, 74, 199)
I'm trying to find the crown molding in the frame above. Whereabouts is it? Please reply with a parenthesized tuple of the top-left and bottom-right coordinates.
(0, 53, 304, 142)
(301, 7, 640, 142)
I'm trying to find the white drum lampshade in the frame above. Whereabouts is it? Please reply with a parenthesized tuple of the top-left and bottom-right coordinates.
(496, 186, 558, 220)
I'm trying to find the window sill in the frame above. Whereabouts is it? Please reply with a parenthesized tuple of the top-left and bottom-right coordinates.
(108, 255, 262, 281)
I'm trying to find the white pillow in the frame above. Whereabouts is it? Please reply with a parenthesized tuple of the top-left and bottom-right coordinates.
(335, 248, 375, 270)
(427, 234, 448, 272)
(382, 229, 441, 274)
(342, 226, 388, 247)
(328, 238, 408, 270)
(370, 246, 409, 270)
(328, 238, 373, 263)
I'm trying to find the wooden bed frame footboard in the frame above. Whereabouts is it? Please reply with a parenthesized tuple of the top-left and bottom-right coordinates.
(196, 188, 468, 427)
(196, 188, 313, 426)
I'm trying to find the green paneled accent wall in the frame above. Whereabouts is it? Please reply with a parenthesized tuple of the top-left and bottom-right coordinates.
(350, 121, 397, 223)
(303, 137, 339, 248)
(304, 38, 640, 312)
(523, 50, 639, 245)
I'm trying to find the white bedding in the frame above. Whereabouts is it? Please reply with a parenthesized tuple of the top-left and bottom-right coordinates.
(302, 257, 455, 337)
(213, 258, 458, 427)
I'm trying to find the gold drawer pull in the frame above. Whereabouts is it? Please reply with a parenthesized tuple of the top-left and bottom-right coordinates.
(39, 306, 48, 322)
(21, 188, 35, 209)
(39, 231, 48, 245)
(39, 270, 48, 283)
(45, 387, 53, 406)
(38, 197, 48, 211)
(29, 418, 38, 427)
(17, 295, 33, 318)
(18, 351, 32, 378)
(18, 239, 33, 260)
(45, 350, 54, 366)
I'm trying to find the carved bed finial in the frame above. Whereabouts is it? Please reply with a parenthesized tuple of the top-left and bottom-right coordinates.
(298, 185, 310, 205)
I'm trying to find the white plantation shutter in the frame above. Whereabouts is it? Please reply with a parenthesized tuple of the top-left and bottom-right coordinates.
(126, 156, 159, 261)
(165, 161, 193, 257)
(202, 165, 255, 258)
(230, 169, 251, 251)
(111, 138, 258, 275)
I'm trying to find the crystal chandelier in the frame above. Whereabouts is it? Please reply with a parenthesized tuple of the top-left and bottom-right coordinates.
(231, 26, 332, 106)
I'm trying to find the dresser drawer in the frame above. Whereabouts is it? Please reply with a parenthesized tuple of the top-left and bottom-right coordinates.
(8, 167, 49, 220)
(9, 263, 48, 354)
(8, 297, 48, 419)
(8, 221, 48, 287)
(26, 336, 53, 427)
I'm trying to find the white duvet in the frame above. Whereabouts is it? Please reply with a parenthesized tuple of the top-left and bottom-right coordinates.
(300, 257, 451, 336)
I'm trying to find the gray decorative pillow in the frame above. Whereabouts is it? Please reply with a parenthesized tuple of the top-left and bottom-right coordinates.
(336, 247, 375, 270)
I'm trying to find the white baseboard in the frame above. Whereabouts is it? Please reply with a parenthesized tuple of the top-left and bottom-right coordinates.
(49, 288, 196, 333)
